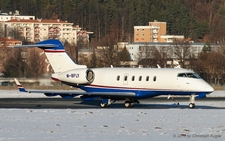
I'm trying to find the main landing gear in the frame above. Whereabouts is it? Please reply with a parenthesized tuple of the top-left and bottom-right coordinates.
(189, 94, 196, 108)
(100, 99, 112, 108)
(100, 98, 139, 108)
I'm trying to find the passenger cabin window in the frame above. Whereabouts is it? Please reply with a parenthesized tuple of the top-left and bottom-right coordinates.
(139, 76, 142, 81)
(146, 76, 149, 81)
(117, 75, 120, 81)
(177, 73, 201, 79)
(124, 76, 128, 81)
(153, 76, 157, 81)
(132, 76, 135, 81)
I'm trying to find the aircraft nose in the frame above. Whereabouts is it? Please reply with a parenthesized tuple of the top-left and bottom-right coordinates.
(205, 85, 214, 94)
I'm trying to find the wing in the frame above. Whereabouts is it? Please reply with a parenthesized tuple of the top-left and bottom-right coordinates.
(14, 78, 136, 99)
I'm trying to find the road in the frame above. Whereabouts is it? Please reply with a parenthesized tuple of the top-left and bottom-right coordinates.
(0, 97, 224, 109)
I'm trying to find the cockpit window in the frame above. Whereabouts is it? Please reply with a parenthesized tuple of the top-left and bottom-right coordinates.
(177, 73, 186, 77)
(177, 72, 201, 79)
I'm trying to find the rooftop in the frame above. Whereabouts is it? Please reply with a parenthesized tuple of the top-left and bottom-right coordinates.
(5, 19, 70, 24)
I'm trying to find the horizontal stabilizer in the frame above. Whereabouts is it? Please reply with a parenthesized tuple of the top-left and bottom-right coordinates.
(13, 44, 58, 48)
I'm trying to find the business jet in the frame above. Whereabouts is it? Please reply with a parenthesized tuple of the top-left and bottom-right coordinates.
(13, 39, 214, 108)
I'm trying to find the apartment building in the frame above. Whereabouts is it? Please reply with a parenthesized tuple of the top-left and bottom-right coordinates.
(2, 18, 84, 44)
(134, 20, 166, 42)
(0, 37, 22, 47)
(134, 20, 183, 43)
(149, 20, 167, 42)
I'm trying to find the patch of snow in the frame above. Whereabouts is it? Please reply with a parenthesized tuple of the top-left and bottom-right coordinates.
(0, 90, 225, 140)
(0, 90, 50, 98)
(0, 109, 224, 140)
(208, 90, 225, 97)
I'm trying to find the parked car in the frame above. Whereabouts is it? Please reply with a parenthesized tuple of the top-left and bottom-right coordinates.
(0, 81, 12, 86)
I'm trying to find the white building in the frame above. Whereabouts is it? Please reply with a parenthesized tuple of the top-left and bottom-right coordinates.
(0, 10, 35, 21)
(127, 42, 220, 61)
(1, 18, 91, 44)
(160, 35, 184, 42)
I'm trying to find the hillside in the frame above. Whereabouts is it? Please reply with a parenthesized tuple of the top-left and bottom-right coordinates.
(1, 0, 225, 44)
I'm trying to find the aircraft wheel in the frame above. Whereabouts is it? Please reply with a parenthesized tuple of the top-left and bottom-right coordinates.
(124, 102, 133, 108)
(100, 103, 108, 108)
(189, 103, 195, 108)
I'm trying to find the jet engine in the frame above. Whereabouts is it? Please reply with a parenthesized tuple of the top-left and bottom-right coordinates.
(55, 68, 95, 84)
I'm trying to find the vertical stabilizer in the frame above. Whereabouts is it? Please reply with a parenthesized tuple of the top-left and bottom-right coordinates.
(14, 39, 87, 73)
(36, 40, 87, 73)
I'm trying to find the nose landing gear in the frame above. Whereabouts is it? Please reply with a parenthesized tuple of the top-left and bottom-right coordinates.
(189, 94, 196, 108)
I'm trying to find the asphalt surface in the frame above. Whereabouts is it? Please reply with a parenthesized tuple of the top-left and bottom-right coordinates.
(0, 97, 224, 109)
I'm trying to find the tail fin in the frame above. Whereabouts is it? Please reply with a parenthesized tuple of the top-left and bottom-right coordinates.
(14, 39, 86, 73)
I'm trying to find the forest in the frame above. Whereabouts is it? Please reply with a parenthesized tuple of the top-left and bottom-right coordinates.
(1, 0, 225, 44)
(1, 0, 225, 86)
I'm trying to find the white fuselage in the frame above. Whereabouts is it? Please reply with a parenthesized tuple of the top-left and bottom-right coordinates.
(55, 67, 213, 98)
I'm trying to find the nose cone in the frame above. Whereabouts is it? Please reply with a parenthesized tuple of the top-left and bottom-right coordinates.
(205, 84, 214, 94)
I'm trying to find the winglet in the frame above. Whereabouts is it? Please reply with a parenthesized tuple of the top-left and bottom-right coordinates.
(14, 78, 28, 92)
(157, 64, 161, 68)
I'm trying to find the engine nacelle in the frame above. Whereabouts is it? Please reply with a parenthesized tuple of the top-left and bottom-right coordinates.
(56, 68, 94, 84)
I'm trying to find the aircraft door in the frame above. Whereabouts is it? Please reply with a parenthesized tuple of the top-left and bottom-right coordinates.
(123, 73, 129, 85)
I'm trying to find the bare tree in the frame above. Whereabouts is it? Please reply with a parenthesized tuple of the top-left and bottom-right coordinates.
(2, 48, 26, 77)
(26, 48, 45, 78)
(171, 39, 192, 68)
(135, 43, 168, 68)
(98, 34, 119, 67)
(192, 51, 225, 85)
(64, 43, 77, 63)
(0, 23, 4, 38)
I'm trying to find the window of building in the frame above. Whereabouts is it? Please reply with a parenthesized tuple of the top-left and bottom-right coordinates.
(142, 29, 144, 31)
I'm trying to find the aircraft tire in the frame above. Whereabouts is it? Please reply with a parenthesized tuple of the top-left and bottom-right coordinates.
(100, 103, 108, 108)
(189, 103, 195, 108)
(124, 101, 133, 108)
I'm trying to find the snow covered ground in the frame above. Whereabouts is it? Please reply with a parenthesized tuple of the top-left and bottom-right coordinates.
(0, 90, 225, 141)
(0, 109, 224, 141)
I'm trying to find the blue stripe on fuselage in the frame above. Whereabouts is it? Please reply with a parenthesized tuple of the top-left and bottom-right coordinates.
(76, 85, 207, 99)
